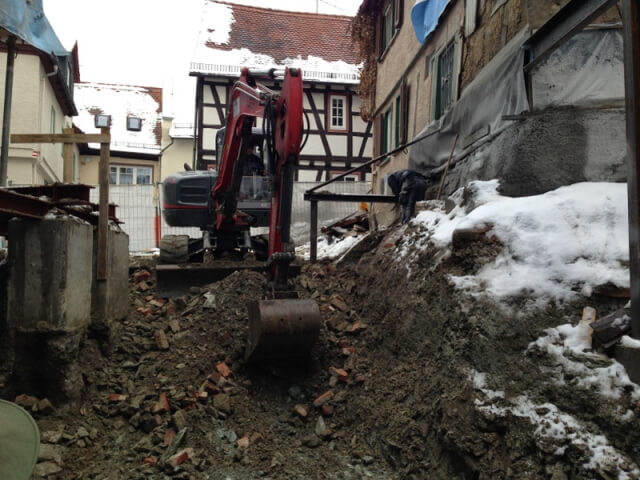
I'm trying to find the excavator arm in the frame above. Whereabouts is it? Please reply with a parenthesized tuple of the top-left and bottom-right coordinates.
(212, 67, 320, 362)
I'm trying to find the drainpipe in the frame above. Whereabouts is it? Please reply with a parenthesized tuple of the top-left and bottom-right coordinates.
(0, 36, 17, 187)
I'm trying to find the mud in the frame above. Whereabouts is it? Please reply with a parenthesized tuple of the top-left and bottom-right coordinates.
(3, 223, 640, 479)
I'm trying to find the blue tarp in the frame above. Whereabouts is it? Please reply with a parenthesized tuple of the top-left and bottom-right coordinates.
(0, 0, 67, 56)
(410, 0, 451, 44)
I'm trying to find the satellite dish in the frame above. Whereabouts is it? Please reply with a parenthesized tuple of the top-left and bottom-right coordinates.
(0, 399, 40, 480)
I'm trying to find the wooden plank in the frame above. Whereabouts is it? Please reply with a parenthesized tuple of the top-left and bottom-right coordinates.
(11, 132, 110, 144)
(62, 128, 74, 183)
(97, 127, 110, 281)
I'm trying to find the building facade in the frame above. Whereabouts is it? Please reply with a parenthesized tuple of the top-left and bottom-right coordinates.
(0, 42, 78, 185)
(73, 82, 163, 185)
(189, 1, 372, 182)
(354, 0, 623, 221)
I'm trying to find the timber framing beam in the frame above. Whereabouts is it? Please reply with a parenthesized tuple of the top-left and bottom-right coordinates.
(523, 0, 618, 73)
(11, 133, 110, 144)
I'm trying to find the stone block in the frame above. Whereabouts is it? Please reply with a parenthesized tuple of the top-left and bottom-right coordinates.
(91, 227, 129, 336)
(8, 217, 93, 334)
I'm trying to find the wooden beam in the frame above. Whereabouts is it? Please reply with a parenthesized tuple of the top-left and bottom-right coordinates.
(11, 132, 110, 144)
(97, 127, 110, 281)
(62, 128, 74, 183)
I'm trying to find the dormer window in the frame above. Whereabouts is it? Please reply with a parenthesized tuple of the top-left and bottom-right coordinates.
(127, 116, 142, 131)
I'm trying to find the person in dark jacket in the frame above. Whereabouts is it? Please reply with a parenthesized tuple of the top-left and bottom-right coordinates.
(387, 169, 428, 224)
(243, 146, 266, 176)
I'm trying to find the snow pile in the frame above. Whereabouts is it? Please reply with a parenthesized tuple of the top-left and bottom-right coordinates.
(296, 234, 366, 262)
(200, 2, 234, 44)
(530, 322, 640, 400)
(407, 181, 629, 307)
(471, 370, 640, 479)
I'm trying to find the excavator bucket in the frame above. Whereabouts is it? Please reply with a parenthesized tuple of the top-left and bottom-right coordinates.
(245, 299, 321, 361)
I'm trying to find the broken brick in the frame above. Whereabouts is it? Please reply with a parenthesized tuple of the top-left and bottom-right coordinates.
(340, 346, 356, 356)
(313, 391, 334, 408)
(165, 303, 177, 316)
(216, 362, 231, 378)
(133, 270, 152, 284)
(154, 330, 169, 350)
(137, 281, 150, 292)
(163, 428, 176, 446)
(294, 404, 309, 418)
(108, 394, 128, 403)
(204, 382, 222, 394)
(237, 436, 250, 449)
(14, 394, 38, 408)
(321, 404, 334, 416)
(329, 367, 349, 383)
(151, 393, 170, 414)
(168, 448, 194, 467)
(142, 456, 157, 466)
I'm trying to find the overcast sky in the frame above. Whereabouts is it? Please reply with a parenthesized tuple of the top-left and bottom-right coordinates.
(43, 0, 363, 122)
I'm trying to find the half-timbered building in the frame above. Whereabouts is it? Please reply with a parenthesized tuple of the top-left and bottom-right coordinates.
(190, 1, 372, 182)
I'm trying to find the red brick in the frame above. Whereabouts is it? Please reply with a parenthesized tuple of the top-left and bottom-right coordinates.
(137, 281, 150, 292)
(152, 393, 170, 414)
(329, 366, 348, 383)
(321, 404, 334, 416)
(154, 330, 169, 350)
(340, 347, 356, 356)
(134, 270, 152, 284)
(313, 390, 334, 408)
(166, 303, 177, 316)
(14, 394, 38, 408)
(330, 294, 349, 312)
(142, 456, 157, 466)
(208, 371, 222, 384)
(294, 404, 309, 418)
(204, 382, 222, 394)
(216, 362, 231, 378)
(168, 448, 194, 467)
(145, 295, 154, 302)
(108, 394, 127, 402)
(164, 428, 176, 446)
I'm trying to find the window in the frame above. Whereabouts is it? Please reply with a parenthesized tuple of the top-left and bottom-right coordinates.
(109, 165, 152, 185)
(127, 116, 142, 131)
(327, 94, 348, 132)
(378, 0, 403, 57)
(431, 33, 462, 121)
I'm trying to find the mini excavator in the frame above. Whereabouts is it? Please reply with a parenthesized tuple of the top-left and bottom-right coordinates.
(161, 67, 320, 361)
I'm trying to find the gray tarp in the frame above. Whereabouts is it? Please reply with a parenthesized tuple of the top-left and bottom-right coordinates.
(410, 28, 530, 172)
(409, 27, 625, 173)
(0, 0, 67, 56)
(532, 28, 624, 109)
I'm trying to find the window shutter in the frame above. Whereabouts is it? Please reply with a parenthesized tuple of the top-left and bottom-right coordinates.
(395, 0, 403, 28)
(400, 79, 410, 145)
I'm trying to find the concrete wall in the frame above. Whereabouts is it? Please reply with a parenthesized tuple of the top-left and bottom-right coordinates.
(0, 51, 72, 185)
(91, 227, 129, 342)
(437, 106, 626, 197)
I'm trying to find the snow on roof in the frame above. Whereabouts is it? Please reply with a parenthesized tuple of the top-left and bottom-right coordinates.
(191, 1, 362, 84)
(74, 82, 163, 155)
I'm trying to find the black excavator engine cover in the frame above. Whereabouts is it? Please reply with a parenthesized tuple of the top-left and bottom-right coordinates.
(162, 170, 216, 228)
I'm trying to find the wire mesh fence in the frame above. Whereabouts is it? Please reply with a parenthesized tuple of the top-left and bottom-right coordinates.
(93, 180, 371, 253)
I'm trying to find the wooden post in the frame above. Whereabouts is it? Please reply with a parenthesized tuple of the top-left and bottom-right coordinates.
(97, 127, 110, 281)
(62, 127, 74, 183)
(623, 0, 640, 337)
(310, 200, 318, 264)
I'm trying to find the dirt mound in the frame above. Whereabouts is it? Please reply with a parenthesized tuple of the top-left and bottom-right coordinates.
(12, 223, 640, 479)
